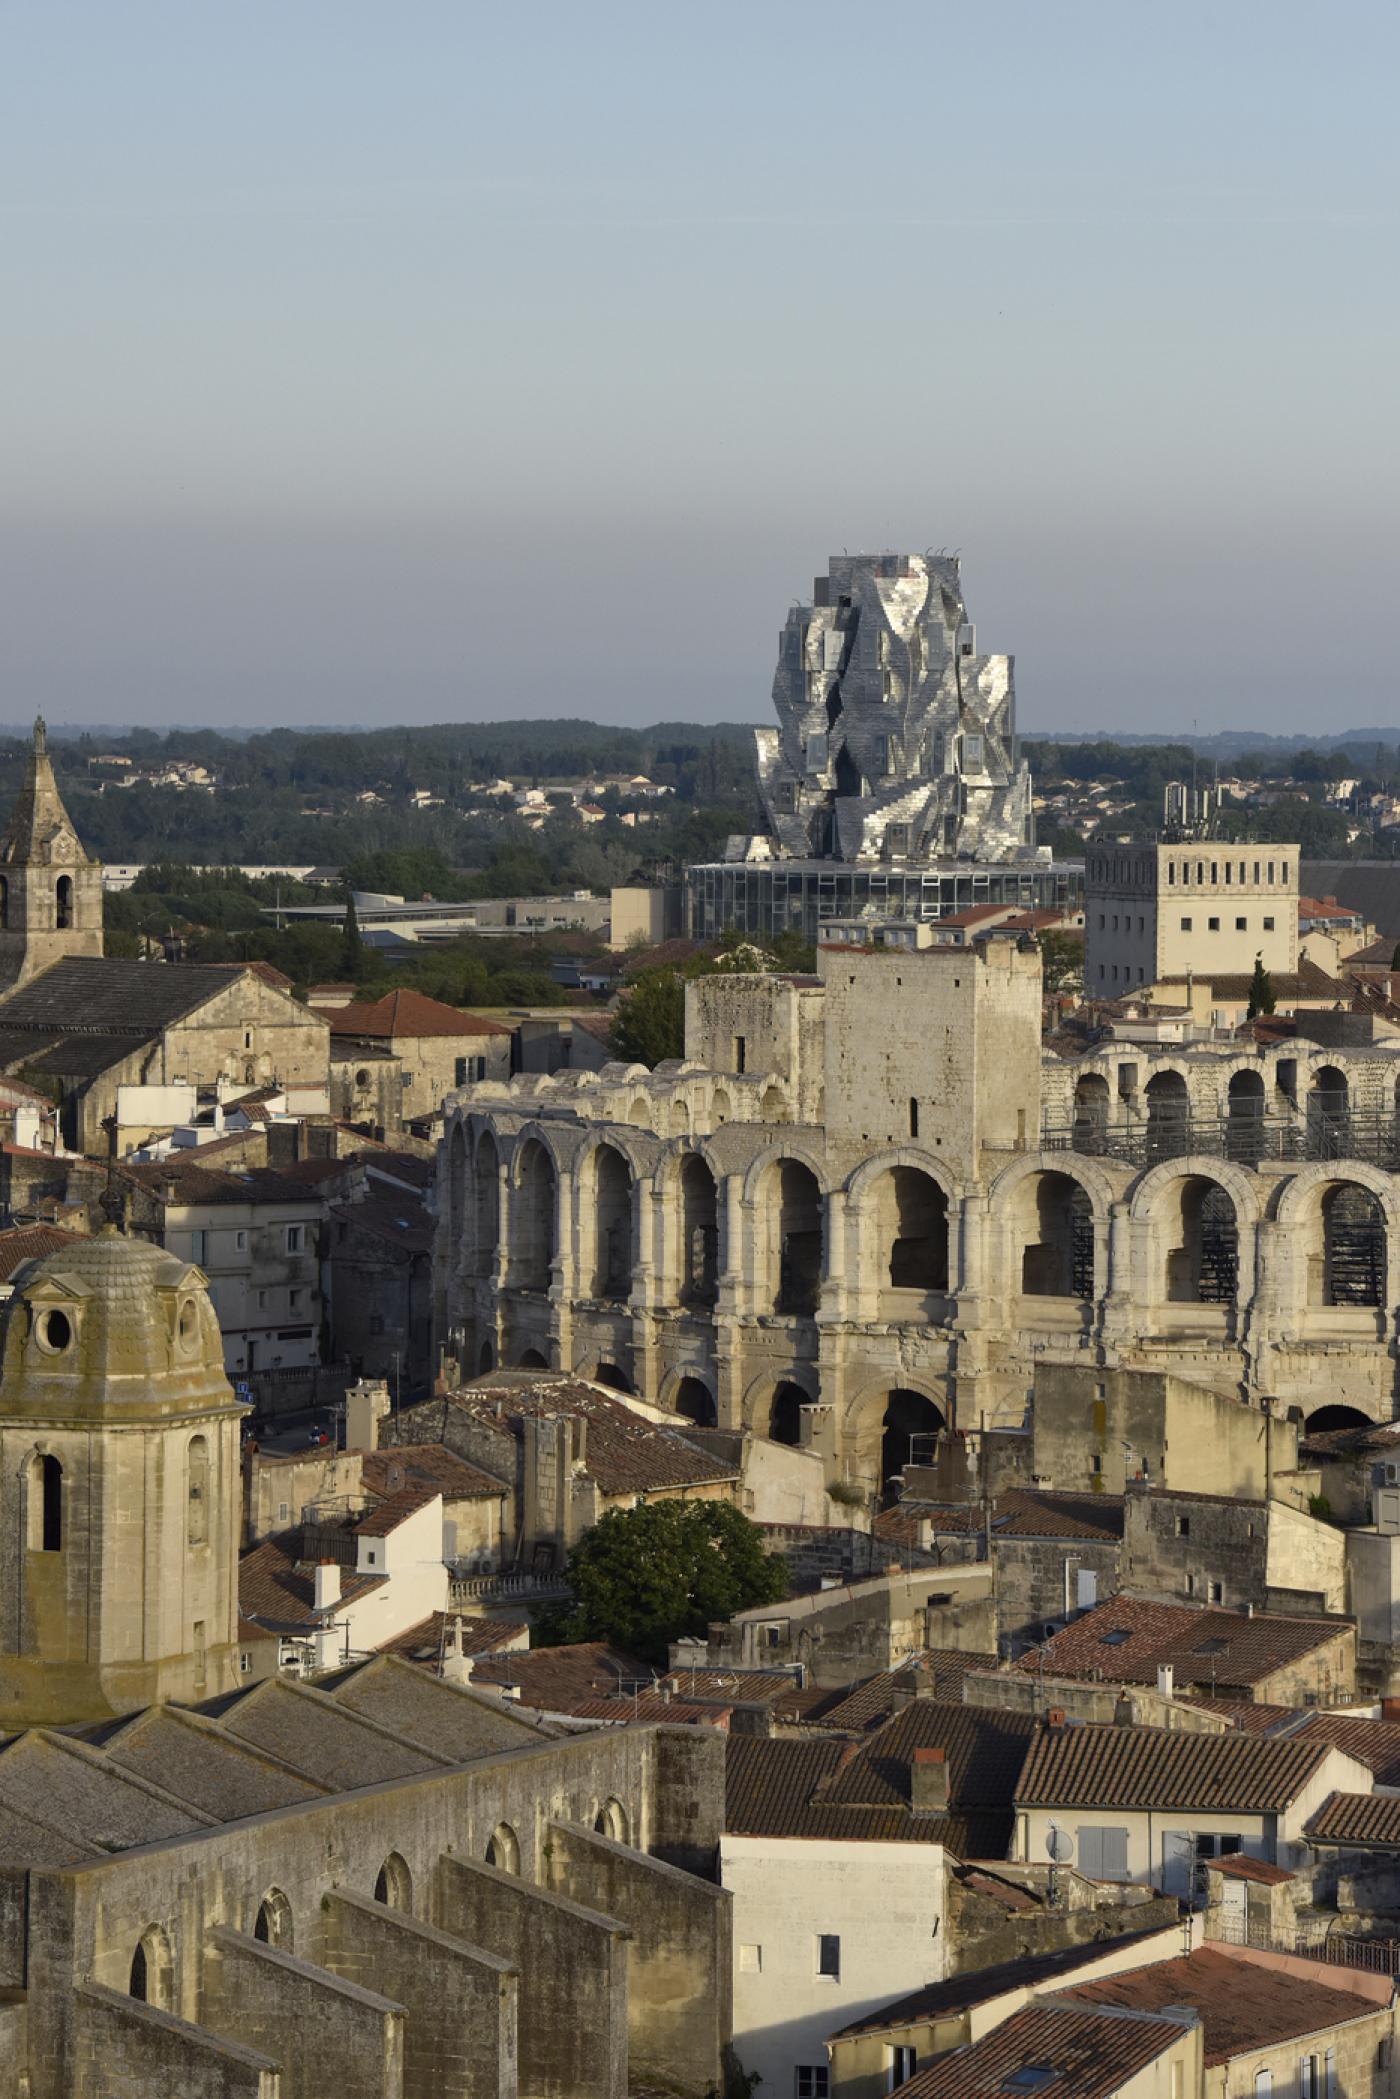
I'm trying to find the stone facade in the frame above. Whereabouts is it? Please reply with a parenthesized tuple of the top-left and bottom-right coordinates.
(756, 553, 1034, 865)
(1085, 841, 1300, 995)
(437, 944, 1400, 1509)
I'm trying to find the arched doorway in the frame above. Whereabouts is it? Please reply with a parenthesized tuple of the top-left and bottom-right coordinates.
(768, 1381, 807, 1446)
(1163, 1177, 1238, 1303)
(1308, 1067, 1350, 1157)
(1226, 1070, 1266, 1165)
(674, 1376, 716, 1427)
(873, 1167, 948, 1301)
(510, 1139, 555, 1290)
(1016, 1171, 1094, 1299)
(472, 1130, 500, 1279)
(1072, 1073, 1110, 1151)
(771, 1161, 822, 1316)
(679, 1155, 718, 1306)
(517, 1346, 548, 1369)
(1305, 1403, 1373, 1434)
(591, 1146, 633, 1300)
(1318, 1183, 1386, 1307)
(1145, 1072, 1189, 1161)
(881, 1389, 945, 1491)
(594, 1361, 632, 1393)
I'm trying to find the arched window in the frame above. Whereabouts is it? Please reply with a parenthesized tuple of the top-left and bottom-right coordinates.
(129, 1926, 172, 2008)
(591, 1146, 633, 1300)
(253, 1890, 294, 1950)
(881, 1389, 945, 1490)
(1226, 1070, 1266, 1164)
(1308, 1067, 1350, 1156)
(27, 1452, 62, 1553)
(373, 1852, 413, 1910)
(1144, 1072, 1189, 1161)
(472, 1130, 500, 1280)
(186, 1435, 209, 1547)
(478, 1338, 495, 1374)
(55, 875, 73, 930)
(594, 1798, 629, 1843)
(1072, 1073, 1110, 1151)
(768, 1381, 807, 1446)
(875, 1167, 948, 1298)
(594, 1361, 632, 1394)
(448, 1122, 468, 1253)
(1017, 1172, 1094, 1300)
(485, 1823, 520, 1873)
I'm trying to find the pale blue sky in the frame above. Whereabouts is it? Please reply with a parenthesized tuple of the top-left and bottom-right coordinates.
(1, 1, 1396, 733)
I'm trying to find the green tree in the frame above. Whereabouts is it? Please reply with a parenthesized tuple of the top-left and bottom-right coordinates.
(535, 1500, 788, 1664)
(1247, 954, 1276, 1018)
(340, 893, 365, 980)
(610, 966, 687, 1066)
(1038, 929, 1084, 993)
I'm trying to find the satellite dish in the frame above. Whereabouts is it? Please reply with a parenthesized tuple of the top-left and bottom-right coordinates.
(1045, 1824, 1074, 1864)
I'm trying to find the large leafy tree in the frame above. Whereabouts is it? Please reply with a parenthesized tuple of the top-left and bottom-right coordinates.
(535, 1500, 788, 1664)
(609, 965, 688, 1066)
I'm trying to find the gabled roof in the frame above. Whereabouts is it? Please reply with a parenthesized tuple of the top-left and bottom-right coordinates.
(1015, 1595, 1351, 1693)
(361, 1445, 508, 1503)
(1015, 1718, 1329, 1812)
(0, 958, 300, 1037)
(432, 1376, 739, 1497)
(1066, 1943, 1385, 2065)
(470, 1641, 652, 1710)
(237, 1531, 386, 1630)
(313, 988, 509, 1040)
(893, 1999, 1191, 2097)
(1305, 1790, 1400, 1849)
(829, 1926, 1173, 2040)
(0, 1221, 84, 1282)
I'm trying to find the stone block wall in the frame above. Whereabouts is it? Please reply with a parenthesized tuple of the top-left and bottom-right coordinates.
(201, 1929, 403, 2099)
(322, 1891, 516, 2099)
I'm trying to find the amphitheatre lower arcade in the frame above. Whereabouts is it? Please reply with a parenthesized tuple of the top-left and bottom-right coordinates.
(436, 946, 1400, 1491)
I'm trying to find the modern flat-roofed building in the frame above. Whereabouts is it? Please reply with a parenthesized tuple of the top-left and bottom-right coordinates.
(1085, 841, 1299, 997)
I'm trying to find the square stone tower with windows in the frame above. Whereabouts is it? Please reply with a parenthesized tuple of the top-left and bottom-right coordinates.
(1085, 842, 1299, 997)
(0, 717, 105, 991)
(819, 937, 1043, 1178)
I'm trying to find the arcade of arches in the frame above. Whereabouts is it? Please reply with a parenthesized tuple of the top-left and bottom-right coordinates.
(440, 1104, 1400, 1489)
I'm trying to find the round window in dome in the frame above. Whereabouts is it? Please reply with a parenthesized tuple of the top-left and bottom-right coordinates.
(37, 1308, 72, 1353)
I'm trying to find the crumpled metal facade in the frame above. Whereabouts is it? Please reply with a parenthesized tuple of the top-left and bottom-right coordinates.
(755, 553, 1034, 864)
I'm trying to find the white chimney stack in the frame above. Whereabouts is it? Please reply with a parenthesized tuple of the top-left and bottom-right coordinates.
(314, 1561, 341, 1611)
(1157, 1663, 1174, 1700)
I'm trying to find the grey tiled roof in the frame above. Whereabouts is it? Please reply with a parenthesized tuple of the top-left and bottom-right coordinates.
(0, 957, 261, 1035)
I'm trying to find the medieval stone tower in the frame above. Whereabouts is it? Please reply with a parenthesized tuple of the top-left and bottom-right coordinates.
(0, 716, 104, 992)
(0, 1230, 243, 1726)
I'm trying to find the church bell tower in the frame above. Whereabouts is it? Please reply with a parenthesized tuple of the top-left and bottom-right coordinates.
(0, 716, 104, 992)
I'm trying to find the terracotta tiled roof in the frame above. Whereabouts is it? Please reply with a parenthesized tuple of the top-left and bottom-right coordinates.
(829, 1926, 1172, 2040)
(1015, 1595, 1351, 1693)
(361, 1446, 507, 1503)
(890, 1490, 1124, 1543)
(1290, 1711, 1400, 1786)
(352, 1486, 439, 1538)
(377, 1613, 522, 1665)
(1305, 1790, 1400, 1848)
(557, 1693, 726, 1726)
(445, 1376, 738, 1497)
(1212, 1853, 1296, 1885)
(121, 1156, 343, 1209)
(811, 1654, 999, 1732)
(0, 1222, 85, 1282)
(1016, 1718, 1329, 1813)
(470, 1641, 652, 1710)
(894, 2000, 1190, 2097)
(312, 989, 509, 1039)
(237, 1533, 385, 1630)
(820, 1701, 1035, 1813)
(1066, 1943, 1382, 2065)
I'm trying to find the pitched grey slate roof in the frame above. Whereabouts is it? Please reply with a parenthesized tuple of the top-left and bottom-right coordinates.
(0, 957, 259, 1035)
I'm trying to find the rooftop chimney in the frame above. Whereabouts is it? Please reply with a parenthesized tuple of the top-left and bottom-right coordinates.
(1157, 1663, 1174, 1700)
(911, 1745, 950, 1813)
(313, 1561, 341, 1612)
(1046, 1706, 1067, 1730)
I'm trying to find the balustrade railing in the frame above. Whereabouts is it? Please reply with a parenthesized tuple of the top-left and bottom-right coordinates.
(1043, 1108, 1400, 1170)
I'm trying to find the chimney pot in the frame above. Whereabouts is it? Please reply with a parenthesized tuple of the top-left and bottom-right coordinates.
(1157, 1663, 1174, 1700)
(1046, 1706, 1067, 1729)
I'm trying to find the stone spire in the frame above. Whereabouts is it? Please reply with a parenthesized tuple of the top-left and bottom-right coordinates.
(0, 718, 104, 993)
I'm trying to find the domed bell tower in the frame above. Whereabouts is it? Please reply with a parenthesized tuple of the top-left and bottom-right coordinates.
(0, 1230, 243, 1726)
(0, 715, 105, 993)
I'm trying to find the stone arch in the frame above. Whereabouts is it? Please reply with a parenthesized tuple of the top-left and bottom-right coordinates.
(186, 1434, 209, 1547)
(27, 1450, 62, 1553)
(1308, 1065, 1351, 1155)
(374, 1851, 413, 1910)
(711, 1088, 731, 1124)
(1306, 1403, 1374, 1434)
(674, 1375, 716, 1427)
(844, 1376, 949, 1497)
(56, 874, 73, 930)
(472, 1128, 500, 1280)
(594, 1797, 629, 1842)
(517, 1346, 548, 1369)
(868, 1164, 949, 1300)
(253, 1890, 294, 1950)
(593, 1361, 632, 1393)
(448, 1120, 468, 1253)
(628, 1097, 651, 1128)
(678, 1153, 718, 1306)
(509, 1137, 555, 1291)
(1165, 1176, 1239, 1303)
(759, 1157, 824, 1316)
(760, 1084, 791, 1125)
(129, 1925, 173, 2008)
(1008, 1169, 1094, 1299)
(589, 1143, 634, 1301)
(485, 1823, 521, 1873)
(669, 1098, 691, 1137)
(1144, 1069, 1189, 1159)
(768, 1381, 808, 1445)
(743, 1363, 819, 1444)
(478, 1338, 495, 1373)
(1226, 1069, 1267, 1164)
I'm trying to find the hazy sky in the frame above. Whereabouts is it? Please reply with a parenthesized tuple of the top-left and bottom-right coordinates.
(2, 2, 1396, 735)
